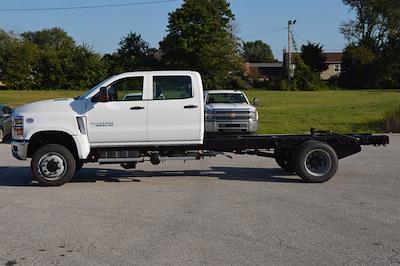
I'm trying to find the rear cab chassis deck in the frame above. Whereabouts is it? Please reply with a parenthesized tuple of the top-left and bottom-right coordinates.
(201, 129, 389, 158)
(87, 129, 389, 181)
(89, 129, 389, 159)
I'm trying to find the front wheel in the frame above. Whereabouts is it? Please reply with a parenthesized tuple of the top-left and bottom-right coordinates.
(294, 141, 338, 183)
(0, 128, 3, 143)
(31, 144, 76, 186)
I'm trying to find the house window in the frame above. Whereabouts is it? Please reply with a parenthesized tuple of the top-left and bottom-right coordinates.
(334, 64, 341, 72)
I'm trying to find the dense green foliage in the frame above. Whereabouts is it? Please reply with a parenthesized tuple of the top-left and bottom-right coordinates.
(0, 28, 106, 90)
(103, 32, 159, 76)
(300, 42, 328, 73)
(340, 0, 400, 89)
(241, 40, 275, 63)
(159, 0, 243, 90)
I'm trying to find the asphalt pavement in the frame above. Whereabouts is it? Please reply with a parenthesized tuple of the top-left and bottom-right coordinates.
(0, 135, 399, 266)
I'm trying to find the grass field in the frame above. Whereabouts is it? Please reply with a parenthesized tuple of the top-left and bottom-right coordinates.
(1, 90, 399, 134)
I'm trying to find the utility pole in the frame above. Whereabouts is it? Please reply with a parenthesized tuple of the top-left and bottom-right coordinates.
(287, 19, 296, 80)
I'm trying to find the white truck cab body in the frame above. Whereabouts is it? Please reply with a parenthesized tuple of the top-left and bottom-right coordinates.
(12, 71, 204, 162)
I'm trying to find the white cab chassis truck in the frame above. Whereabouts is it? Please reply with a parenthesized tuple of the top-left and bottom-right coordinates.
(11, 71, 389, 186)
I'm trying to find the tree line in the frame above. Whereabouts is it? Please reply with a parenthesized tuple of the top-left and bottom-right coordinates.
(0, 0, 399, 90)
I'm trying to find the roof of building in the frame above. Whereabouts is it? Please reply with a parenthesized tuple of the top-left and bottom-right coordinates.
(324, 52, 343, 63)
(247, 62, 283, 68)
(283, 52, 343, 64)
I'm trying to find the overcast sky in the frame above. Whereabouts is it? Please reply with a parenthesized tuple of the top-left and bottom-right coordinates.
(0, 0, 354, 60)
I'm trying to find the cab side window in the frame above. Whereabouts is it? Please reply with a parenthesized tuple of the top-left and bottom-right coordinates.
(108, 77, 144, 101)
(153, 76, 192, 100)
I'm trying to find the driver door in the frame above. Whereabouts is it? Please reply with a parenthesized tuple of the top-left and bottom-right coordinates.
(86, 74, 149, 145)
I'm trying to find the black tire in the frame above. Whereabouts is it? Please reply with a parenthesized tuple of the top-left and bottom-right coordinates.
(75, 160, 85, 173)
(0, 128, 3, 143)
(294, 141, 338, 183)
(31, 144, 76, 186)
(274, 149, 296, 173)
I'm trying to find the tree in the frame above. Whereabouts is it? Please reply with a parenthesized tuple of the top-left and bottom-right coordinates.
(103, 32, 159, 75)
(300, 42, 328, 73)
(25, 28, 107, 90)
(21, 27, 75, 49)
(340, 44, 377, 88)
(340, 0, 400, 88)
(241, 40, 274, 63)
(159, 0, 242, 89)
(0, 30, 39, 89)
(340, 0, 400, 50)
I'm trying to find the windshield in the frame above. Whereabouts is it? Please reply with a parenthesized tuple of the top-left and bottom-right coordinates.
(206, 93, 248, 104)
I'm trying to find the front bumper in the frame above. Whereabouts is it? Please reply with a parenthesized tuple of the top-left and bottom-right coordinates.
(205, 120, 258, 133)
(11, 140, 29, 160)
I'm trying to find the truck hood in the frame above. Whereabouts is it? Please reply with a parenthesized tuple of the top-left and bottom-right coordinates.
(205, 103, 256, 111)
(14, 98, 87, 116)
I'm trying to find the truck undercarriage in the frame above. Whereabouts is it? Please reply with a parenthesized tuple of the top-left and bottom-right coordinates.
(79, 129, 389, 185)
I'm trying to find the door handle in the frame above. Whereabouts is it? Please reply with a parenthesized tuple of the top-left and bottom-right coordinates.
(184, 105, 198, 109)
(130, 106, 145, 110)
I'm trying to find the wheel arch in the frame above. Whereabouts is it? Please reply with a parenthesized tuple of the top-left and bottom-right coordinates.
(27, 131, 79, 159)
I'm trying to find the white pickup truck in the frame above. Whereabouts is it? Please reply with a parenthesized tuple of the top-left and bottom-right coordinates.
(11, 71, 389, 186)
(204, 90, 258, 134)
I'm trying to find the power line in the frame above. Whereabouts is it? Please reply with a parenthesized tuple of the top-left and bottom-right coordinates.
(0, 0, 178, 12)
(241, 27, 288, 39)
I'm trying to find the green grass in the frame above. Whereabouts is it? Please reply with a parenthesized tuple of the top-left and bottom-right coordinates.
(245, 90, 400, 134)
(0, 90, 83, 108)
(1, 89, 400, 134)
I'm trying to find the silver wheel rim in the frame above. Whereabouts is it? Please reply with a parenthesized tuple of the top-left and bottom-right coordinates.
(0, 130, 3, 142)
(38, 152, 67, 181)
(304, 149, 332, 177)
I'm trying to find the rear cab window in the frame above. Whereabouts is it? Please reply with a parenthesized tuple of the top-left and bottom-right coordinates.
(152, 76, 193, 100)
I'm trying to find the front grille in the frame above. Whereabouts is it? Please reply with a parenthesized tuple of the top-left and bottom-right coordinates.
(212, 110, 251, 120)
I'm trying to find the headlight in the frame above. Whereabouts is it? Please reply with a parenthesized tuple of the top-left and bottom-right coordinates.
(250, 111, 258, 120)
(12, 116, 24, 126)
(12, 116, 24, 140)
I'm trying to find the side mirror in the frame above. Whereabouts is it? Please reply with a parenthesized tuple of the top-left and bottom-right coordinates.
(2, 113, 10, 118)
(92, 87, 109, 102)
(252, 97, 259, 107)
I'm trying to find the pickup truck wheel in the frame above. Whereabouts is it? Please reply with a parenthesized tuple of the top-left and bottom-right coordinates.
(274, 149, 295, 173)
(0, 128, 3, 143)
(31, 144, 76, 186)
(295, 141, 338, 183)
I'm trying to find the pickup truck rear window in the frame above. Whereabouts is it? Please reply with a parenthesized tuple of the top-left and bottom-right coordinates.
(153, 76, 192, 100)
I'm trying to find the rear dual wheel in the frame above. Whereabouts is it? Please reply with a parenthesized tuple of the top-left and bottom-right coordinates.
(294, 141, 338, 183)
(274, 141, 339, 183)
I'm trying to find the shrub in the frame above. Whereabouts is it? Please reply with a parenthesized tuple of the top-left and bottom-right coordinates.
(382, 107, 400, 133)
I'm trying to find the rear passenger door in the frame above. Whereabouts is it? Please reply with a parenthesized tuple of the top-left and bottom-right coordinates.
(147, 74, 203, 143)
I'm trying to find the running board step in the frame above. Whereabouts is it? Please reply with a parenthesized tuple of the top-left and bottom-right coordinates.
(98, 158, 144, 164)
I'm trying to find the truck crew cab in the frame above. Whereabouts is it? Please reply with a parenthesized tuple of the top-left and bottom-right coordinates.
(11, 71, 389, 186)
